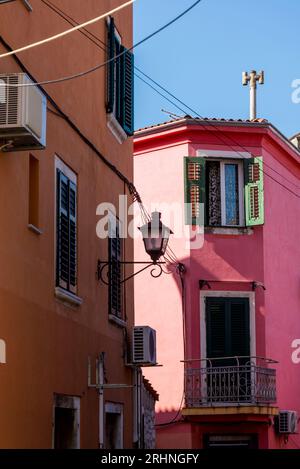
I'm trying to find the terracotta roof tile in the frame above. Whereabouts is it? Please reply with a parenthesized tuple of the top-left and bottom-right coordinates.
(134, 116, 269, 133)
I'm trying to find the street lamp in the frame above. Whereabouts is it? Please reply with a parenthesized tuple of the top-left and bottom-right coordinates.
(97, 211, 173, 284)
(139, 211, 173, 264)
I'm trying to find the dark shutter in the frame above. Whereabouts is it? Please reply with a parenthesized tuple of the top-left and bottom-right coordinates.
(69, 181, 77, 293)
(106, 18, 115, 114)
(229, 298, 250, 357)
(206, 298, 227, 359)
(206, 297, 250, 360)
(56, 169, 77, 293)
(56, 169, 70, 290)
(184, 157, 206, 225)
(121, 46, 134, 136)
(109, 223, 122, 318)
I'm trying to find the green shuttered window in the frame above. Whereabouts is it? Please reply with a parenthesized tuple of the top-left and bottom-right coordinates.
(184, 157, 205, 225)
(183, 156, 264, 227)
(106, 18, 134, 136)
(108, 222, 122, 318)
(244, 156, 264, 226)
(206, 297, 250, 360)
(56, 169, 77, 294)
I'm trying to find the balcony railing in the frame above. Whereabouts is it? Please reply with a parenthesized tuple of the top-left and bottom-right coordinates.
(184, 356, 277, 407)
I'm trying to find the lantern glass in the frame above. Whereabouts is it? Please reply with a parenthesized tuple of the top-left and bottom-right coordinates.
(139, 212, 173, 263)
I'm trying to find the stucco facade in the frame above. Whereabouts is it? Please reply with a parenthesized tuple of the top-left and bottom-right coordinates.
(0, 0, 136, 448)
(134, 117, 300, 449)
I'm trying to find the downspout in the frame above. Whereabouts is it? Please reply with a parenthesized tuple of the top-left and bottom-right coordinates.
(99, 352, 105, 449)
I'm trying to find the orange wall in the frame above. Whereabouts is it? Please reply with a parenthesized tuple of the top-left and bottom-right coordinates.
(0, 0, 134, 448)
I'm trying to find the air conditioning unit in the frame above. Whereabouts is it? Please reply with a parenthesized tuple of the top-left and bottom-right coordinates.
(278, 411, 298, 434)
(0, 73, 46, 151)
(132, 326, 157, 366)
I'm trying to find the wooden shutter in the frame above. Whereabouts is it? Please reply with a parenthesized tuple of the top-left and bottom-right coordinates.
(184, 157, 205, 225)
(206, 298, 226, 359)
(56, 169, 69, 290)
(56, 170, 77, 293)
(244, 157, 264, 226)
(69, 181, 77, 293)
(109, 223, 122, 318)
(121, 46, 134, 136)
(106, 18, 115, 114)
(206, 297, 250, 359)
(229, 298, 250, 357)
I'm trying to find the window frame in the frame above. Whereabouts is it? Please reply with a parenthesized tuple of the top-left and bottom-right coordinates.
(219, 159, 245, 227)
(106, 16, 134, 143)
(107, 212, 124, 322)
(55, 156, 78, 296)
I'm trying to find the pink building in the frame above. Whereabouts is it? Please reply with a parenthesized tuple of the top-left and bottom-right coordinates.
(134, 117, 300, 449)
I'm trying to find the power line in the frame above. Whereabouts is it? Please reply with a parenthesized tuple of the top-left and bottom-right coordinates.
(0, 0, 136, 58)
(134, 67, 300, 195)
(0, 0, 203, 87)
(41, 0, 300, 196)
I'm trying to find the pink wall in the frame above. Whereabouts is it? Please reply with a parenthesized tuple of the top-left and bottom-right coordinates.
(134, 121, 300, 449)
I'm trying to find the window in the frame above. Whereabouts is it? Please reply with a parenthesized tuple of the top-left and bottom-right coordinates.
(56, 161, 77, 294)
(106, 17, 134, 138)
(28, 154, 39, 228)
(184, 156, 264, 227)
(108, 218, 123, 319)
(206, 297, 250, 362)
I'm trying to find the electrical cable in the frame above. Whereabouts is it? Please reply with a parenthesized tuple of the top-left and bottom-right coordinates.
(0, 0, 136, 58)
(0, 36, 147, 214)
(39, 0, 300, 198)
(0, 0, 203, 87)
(134, 66, 300, 195)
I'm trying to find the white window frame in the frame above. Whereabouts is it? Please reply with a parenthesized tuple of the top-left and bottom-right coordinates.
(220, 160, 245, 227)
(200, 291, 256, 361)
(54, 156, 82, 306)
(106, 17, 127, 144)
(199, 291, 256, 401)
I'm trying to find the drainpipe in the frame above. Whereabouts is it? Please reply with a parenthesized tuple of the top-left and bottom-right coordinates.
(99, 353, 105, 449)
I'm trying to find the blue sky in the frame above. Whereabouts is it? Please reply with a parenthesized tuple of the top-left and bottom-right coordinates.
(134, 0, 300, 138)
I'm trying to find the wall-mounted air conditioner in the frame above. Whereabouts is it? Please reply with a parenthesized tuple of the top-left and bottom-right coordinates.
(0, 73, 46, 151)
(277, 410, 298, 434)
(132, 326, 157, 366)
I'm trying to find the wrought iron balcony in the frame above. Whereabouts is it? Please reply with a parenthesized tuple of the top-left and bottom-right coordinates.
(184, 356, 277, 407)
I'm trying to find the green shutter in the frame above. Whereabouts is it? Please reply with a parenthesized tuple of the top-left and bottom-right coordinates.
(121, 46, 134, 136)
(206, 297, 250, 360)
(244, 156, 264, 226)
(109, 223, 122, 318)
(106, 18, 115, 114)
(56, 170, 77, 293)
(206, 298, 227, 359)
(56, 169, 69, 290)
(184, 157, 205, 225)
(69, 181, 77, 293)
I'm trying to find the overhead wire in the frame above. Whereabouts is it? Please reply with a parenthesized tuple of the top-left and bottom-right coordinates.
(0, 0, 203, 87)
(39, 0, 300, 199)
(0, 0, 136, 58)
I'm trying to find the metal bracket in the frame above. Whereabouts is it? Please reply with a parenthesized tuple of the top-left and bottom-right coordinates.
(199, 279, 266, 291)
(96, 260, 165, 285)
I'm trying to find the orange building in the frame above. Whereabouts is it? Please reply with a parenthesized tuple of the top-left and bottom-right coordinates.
(0, 0, 144, 448)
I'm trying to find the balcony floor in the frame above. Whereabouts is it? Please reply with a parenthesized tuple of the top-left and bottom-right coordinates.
(182, 405, 278, 417)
